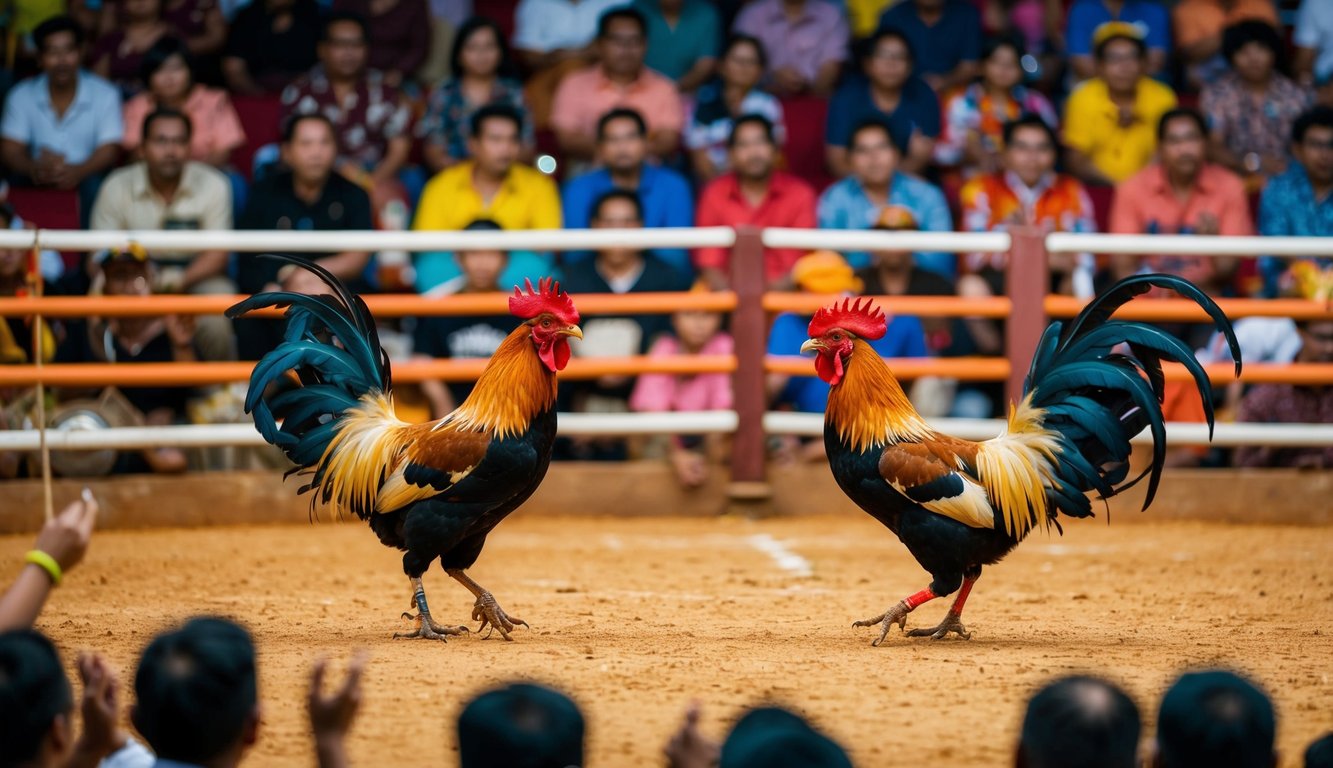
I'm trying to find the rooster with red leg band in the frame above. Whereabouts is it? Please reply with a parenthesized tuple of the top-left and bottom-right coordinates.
(228, 260, 582, 641)
(801, 275, 1241, 645)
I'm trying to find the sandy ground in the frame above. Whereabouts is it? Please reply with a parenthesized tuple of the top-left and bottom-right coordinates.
(5, 513, 1332, 767)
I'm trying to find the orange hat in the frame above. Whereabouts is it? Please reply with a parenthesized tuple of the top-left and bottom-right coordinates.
(792, 250, 863, 294)
(872, 205, 919, 231)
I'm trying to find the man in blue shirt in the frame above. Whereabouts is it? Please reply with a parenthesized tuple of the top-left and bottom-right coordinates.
(818, 116, 955, 279)
(1066, 0, 1170, 81)
(876, 0, 982, 93)
(1258, 105, 1333, 296)
(634, 0, 721, 92)
(561, 107, 694, 278)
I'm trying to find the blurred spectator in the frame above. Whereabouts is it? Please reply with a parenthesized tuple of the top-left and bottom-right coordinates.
(1293, 0, 1333, 104)
(0, 16, 123, 227)
(414, 104, 560, 293)
(0, 207, 56, 369)
(1153, 670, 1277, 768)
(854, 205, 957, 299)
(122, 36, 246, 169)
(1257, 106, 1333, 296)
(694, 114, 816, 289)
(629, 281, 733, 488)
(1308, 733, 1333, 768)
(458, 683, 584, 768)
(666, 703, 852, 768)
(983, 0, 1063, 66)
(90, 109, 234, 361)
(825, 28, 939, 177)
(0, 494, 97, 629)
(513, 0, 624, 130)
(935, 36, 1058, 175)
(1016, 676, 1140, 768)
(418, 17, 531, 174)
(685, 34, 787, 182)
(562, 108, 694, 277)
(1063, 22, 1177, 186)
(876, 0, 982, 93)
(331, 0, 430, 86)
(281, 12, 413, 219)
(222, 0, 320, 96)
(732, 0, 848, 97)
(551, 7, 684, 165)
(89, 0, 174, 97)
(960, 114, 1097, 298)
(636, 0, 721, 92)
(1236, 318, 1333, 468)
(233, 114, 372, 360)
(1172, 0, 1278, 90)
(818, 116, 953, 277)
(847, 0, 893, 40)
(1201, 21, 1313, 187)
(1065, 0, 1169, 82)
(156, 0, 228, 60)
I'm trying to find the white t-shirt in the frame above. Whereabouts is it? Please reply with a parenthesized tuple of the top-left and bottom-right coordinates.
(512, 0, 629, 53)
(1296, 0, 1333, 83)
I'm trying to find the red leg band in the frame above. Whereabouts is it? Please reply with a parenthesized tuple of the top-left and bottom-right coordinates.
(903, 588, 937, 610)
(949, 578, 976, 616)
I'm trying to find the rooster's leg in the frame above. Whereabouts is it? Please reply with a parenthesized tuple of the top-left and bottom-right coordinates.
(906, 575, 976, 640)
(394, 577, 469, 641)
(853, 588, 938, 646)
(447, 569, 528, 641)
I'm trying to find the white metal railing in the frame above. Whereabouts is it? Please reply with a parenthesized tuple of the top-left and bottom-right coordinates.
(1046, 233, 1333, 258)
(762, 227, 1011, 253)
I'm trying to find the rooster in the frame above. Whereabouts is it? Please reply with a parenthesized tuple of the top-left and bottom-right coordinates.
(800, 275, 1241, 644)
(228, 259, 582, 641)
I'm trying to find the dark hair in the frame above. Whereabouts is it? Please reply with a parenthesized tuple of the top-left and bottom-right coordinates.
(320, 10, 368, 43)
(1003, 113, 1059, 150)
(458, 683, 584, 768)
(596, 107, 647, 141)
(470, 102, 523, 139)
(861, 26, 915, 68)
(597, 6, 647, 39)
(1306, 732, 1333, 768)
(140, 36, 193, 89)
(722, 33, 767, 70)
(33, 15, 84, 52)
(0, 202, 15, 228)
(728, 113, 776, 148)
(847, 115, 907, 155)
(591, 188, 643, 222)
(143, 107, 193, 141)
(1156, 670, 1276, 768)
(0, 630, 73, 764)
(1222, 19, 1285, 72)
(463, 218, 503, 232)
(1156, 107, 1208, 142)
(133, 617, 258, 764)
(1292, 105, 1333, 144)
(281, 112, 336, 143)
(1017, 676, 1140, 768)
(1094, 31, 1147, 61)
(449, 16, 516, 80)
(720, 707, 852, 768)
(983, 33, 1026, 63)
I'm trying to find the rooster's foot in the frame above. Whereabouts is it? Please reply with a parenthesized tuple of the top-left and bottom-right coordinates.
(393, 611, 469, 641)
(853, 600, 911, 646)
(472, 592, 528, 641)
(906, 612, 972, 640)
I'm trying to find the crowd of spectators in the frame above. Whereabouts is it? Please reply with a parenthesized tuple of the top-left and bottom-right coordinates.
(2, 0, 1333, 485)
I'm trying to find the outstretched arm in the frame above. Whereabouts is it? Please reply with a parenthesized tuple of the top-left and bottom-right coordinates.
(0, 492, 98, 631)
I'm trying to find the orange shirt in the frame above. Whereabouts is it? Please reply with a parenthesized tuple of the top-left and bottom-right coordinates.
(1173, 0, 1279, 50)
(550, 65, 684, 140)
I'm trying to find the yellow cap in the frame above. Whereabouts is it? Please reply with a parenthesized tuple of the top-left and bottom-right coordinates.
(1092, 20, 1147, 51)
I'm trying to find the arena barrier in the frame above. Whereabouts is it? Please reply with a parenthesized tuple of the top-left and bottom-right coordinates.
(2, 226, 1332, 499)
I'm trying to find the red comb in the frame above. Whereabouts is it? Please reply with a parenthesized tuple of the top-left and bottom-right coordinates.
(509, 277, 580, 325)
(807, 297, 886, 340)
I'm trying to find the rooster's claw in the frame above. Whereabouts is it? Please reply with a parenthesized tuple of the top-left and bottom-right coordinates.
(394, 611, 469, 641)
(906, 613, 972, 640)
(853, 600, 912, 646)
(472, 592, 528, 641)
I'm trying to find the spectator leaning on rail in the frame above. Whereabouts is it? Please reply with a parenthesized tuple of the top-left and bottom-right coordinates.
(562, 108, 695, 279)
(1257, 105, 1333, 297)
(635, 0, 722, 94)
(685, 34, 787, 183)
(1015, 676, 1141, 768)
(1153, 670, 1278, 768)
(731, 0, 848, 98)
(817, 116, 954, 279)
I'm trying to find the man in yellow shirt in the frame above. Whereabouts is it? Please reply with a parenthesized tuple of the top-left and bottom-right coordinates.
(413, 104, 562, 292)
(1063, 22, 1178, 186)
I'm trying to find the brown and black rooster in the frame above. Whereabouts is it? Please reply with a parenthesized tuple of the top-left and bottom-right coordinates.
(800, 275, 1241, 644)
(229, 259, 582, 641)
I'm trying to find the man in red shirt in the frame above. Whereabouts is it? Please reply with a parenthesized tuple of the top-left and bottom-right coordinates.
(693, 114, 817, 289)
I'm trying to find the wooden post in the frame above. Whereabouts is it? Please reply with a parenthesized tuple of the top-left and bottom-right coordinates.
(1006, 225, 1049, 406)
(727, 226, 771, 509)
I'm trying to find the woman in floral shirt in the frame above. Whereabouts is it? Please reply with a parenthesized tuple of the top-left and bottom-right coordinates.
(417, 17, 532, 174)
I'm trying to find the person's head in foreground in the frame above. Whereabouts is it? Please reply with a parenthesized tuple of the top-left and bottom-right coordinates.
(719, 706, 851, 768)
(1016, 675, 1141, 768)
(1306, 732, 1333, 768)
(458, 682, 584, 768)
(132, 616, 259, 768)
(0, 630, 73, 768)
(1154, 670, 1276, 768)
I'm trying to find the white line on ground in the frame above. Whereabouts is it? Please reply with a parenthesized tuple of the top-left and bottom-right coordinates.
(746, 534, 813, 578)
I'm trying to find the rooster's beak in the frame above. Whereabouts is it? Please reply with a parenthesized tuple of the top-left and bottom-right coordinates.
(561, 324, 584, 340)
(800, 339, 822, 355)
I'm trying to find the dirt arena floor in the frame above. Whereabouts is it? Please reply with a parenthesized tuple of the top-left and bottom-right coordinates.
(6, 513, 1332, 766)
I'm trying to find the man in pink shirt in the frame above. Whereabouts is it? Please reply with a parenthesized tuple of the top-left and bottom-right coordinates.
(693, 114, 817, 289)
(550, 7, 684, 165)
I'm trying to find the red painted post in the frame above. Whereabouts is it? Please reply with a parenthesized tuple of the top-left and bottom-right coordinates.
(728, 226, 771, 505)
(1005, 226, 1049, 405)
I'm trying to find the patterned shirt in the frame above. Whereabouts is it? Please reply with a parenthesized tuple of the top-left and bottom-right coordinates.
(684, 83, 786, 172)
(732, 0, 849, 84)
(1235, 382, 1333, 468)
(1256, 164, 1333, 295)
(281, 65, 411, 170)
(935, 83, 1059, 168)
(1200, 72, 1312, 170)
(416, 78, 531, 162)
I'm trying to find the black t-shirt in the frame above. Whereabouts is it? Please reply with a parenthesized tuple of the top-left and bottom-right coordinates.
(56, 320, 192, 418)
(413, 311, 516, 404)
(235, 171, 374, 293)
(224, 0, 320, 93)
(855, 266, 956, 297)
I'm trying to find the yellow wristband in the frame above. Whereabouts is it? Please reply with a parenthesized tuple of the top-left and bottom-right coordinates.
(24, 550, 62, 586)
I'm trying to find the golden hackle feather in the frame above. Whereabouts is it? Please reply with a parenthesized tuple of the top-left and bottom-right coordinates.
(443, 325, 558, 439)
(825, 338, 933, 452)
(973, 395, 1063, 539)
(319, 391, 414, 518)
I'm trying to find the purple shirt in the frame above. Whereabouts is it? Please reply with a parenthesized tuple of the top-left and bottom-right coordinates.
(732, 0, 849, 83)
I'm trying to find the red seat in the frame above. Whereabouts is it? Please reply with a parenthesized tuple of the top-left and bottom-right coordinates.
(779, 95, 832, 192)
(230, 94, 284, 180)
(474, 0, 519, 42)
(5, 186, 80, 230)
(1086, 183, 1114, 233)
